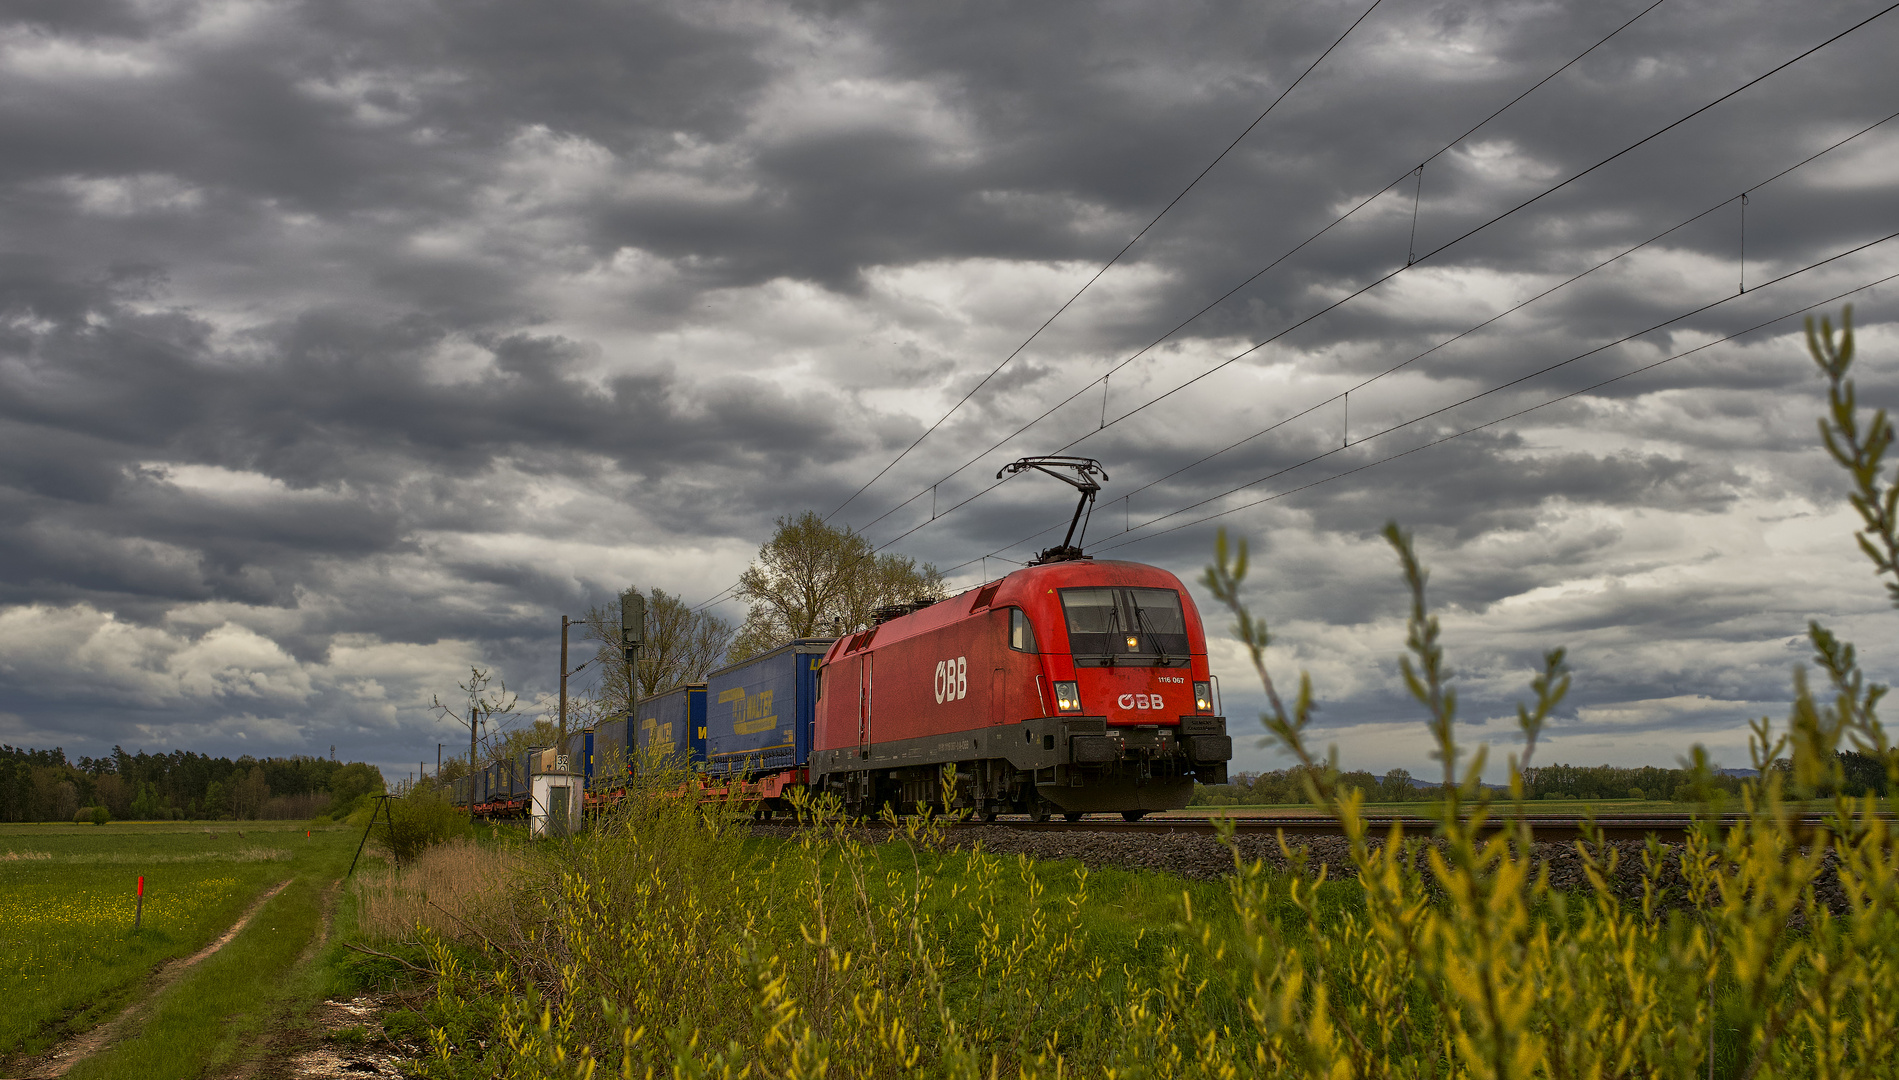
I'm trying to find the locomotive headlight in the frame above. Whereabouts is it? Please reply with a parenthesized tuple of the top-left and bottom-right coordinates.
(1193, 682, 1214, 713)
(1054, 681, 1082, 713)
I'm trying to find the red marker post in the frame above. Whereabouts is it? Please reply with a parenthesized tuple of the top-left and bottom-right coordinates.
(135, 876, 144, 932)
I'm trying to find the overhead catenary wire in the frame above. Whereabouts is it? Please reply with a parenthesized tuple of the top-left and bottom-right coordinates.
(1056, 0, 1899, 444)
(845, 0, 1673, 539)
(689, 0, 1392, 614)
(958, 257, 1899, 572)
(1094, 268, 1899, 550)
(940, 211, 1899, 572)
(864, 1, 1899, 554)
(1407, 165, 1425, 267)
(819, 0, 1392, 525)
(983, 229, 1899, 565)
(1741, 192, 1750, 294)
(1073, 107, 1899, 519)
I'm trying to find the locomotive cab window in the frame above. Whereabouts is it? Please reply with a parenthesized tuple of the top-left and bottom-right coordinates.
(1058, 587, 1120, 658)
(1008, 607, 1038, 652)
(1060, 587, 1191, 666)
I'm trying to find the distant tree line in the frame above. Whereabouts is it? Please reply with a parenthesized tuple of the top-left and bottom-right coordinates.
(1195, 767, 1441, 806)
(1194, 753, 1888, 806)
(0, 744, 384, 823)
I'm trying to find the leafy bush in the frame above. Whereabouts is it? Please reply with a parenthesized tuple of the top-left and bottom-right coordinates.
(361, 793, 472, 864)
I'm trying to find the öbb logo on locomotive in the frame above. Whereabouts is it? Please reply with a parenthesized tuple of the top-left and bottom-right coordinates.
(448, 456, 1233, 823)
(934, 657, 968, 703)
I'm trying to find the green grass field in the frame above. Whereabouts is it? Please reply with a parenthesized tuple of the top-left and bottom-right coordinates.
(0, 820, 360, 1071)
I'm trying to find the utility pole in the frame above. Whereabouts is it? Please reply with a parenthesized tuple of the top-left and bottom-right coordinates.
(558, 615, 599, 744)
(437, 743, 442, 775)
(432, 669, 514, 823)
(621, 591, 646, 725)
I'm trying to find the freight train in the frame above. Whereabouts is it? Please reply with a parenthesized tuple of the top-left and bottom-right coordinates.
(448, 458, 1233, 822)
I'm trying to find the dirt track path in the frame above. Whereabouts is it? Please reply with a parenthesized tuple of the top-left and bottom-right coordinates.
(15, 878, 294, 1079)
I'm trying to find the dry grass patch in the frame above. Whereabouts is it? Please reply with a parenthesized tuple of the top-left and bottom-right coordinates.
(352, 838, 523, 944)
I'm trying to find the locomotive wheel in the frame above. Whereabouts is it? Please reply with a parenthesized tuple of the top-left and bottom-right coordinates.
(1063, 811, 1084, 823)
(1121, 810, 1148, 822)
(1028, 801, 1051, 823)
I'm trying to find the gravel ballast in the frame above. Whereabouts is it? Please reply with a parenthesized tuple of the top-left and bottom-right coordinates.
(749, 822, 1851, 916)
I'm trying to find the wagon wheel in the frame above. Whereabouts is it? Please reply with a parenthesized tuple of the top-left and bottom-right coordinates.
(1121, 810, 1147, 822)
(1063, 811, 1084, 823)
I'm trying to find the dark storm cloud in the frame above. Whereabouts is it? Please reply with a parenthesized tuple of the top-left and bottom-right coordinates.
(1, 0, 1894, 775)
(0, 265, 870, 610)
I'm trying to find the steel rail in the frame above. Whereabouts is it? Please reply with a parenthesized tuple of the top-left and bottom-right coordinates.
(949, 814, 1887, 843)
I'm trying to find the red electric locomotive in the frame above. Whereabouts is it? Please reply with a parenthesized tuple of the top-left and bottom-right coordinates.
(808, 458, 1232, 821)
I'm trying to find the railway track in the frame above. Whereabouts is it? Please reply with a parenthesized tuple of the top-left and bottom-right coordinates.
(955, 813, 1876, 843)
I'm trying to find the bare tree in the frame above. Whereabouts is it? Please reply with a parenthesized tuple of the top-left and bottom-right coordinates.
(583, 586, 736, 713)
(432, 666, 521, 773)
(730, 511, 945, 660)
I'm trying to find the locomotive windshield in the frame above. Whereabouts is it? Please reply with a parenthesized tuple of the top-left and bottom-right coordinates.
(1059, 587, 1191, 666)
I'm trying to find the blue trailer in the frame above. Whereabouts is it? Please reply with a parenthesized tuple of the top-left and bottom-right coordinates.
(512, 748, 541, 797)
(593, 714, 630, 789)
(634, 683, 708, 767)
(559, 729, 594, 787)
(703, 640, 831, 777)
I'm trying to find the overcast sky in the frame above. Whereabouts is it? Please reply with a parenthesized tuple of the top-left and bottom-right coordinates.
(4, 0, 1897, 784)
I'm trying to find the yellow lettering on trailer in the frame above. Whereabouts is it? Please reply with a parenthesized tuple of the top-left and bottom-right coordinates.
(725, 687, 779, 735)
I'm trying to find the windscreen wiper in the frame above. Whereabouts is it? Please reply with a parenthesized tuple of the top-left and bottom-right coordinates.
(1103, 602, 1123, 667)
(1130, 601, 1170, 665)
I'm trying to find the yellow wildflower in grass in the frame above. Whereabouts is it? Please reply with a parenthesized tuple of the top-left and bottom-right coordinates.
(0, 867, 254, 1053)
